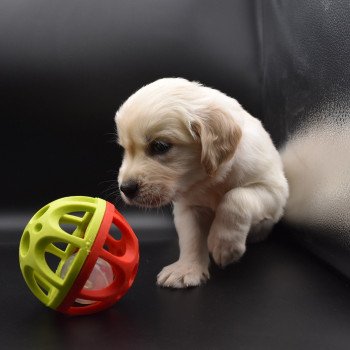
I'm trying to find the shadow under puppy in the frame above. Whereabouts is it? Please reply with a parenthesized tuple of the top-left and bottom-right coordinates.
(115, 78, 288, 288)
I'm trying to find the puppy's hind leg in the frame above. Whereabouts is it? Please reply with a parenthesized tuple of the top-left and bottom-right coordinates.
(157, 203, 213, 289)
(208, 185, 284, 267)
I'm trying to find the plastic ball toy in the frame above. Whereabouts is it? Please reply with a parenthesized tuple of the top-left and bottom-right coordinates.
(19, 196, 139, 316)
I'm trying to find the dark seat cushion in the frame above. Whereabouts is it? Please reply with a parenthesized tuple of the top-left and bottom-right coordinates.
(2, 221, 350, 350)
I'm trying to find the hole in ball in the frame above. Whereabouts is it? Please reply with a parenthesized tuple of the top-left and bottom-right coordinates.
(109, 223, 122, 241)
(20, 231, 30, 256)
(34, 223, 42, 232)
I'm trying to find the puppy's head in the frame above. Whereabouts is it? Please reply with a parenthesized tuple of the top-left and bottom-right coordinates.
(115, 78, 242, 207)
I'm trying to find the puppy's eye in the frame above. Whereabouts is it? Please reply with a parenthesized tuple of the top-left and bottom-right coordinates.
(149, 140, 172, 156)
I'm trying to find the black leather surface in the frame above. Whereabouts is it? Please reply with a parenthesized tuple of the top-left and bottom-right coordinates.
(260, 0, 350, 145)
(2, 224, 350, 350)
(260, 0, 350, 278)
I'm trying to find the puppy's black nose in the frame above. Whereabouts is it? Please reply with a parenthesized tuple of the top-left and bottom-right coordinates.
(120, 181, 139, 199)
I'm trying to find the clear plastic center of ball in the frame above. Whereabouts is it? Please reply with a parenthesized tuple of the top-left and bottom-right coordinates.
(61, 253, 114, 304)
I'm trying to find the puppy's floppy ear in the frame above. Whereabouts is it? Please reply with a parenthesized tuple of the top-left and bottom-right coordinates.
(190, 104, 242, 175)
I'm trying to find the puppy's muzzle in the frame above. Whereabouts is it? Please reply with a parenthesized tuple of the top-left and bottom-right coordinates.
(120, 180, 139, 200)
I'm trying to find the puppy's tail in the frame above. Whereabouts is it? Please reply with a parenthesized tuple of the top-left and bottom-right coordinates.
(280, 120, 350, 230)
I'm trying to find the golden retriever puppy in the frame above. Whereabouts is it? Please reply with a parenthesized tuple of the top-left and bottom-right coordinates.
(115, 78, 289, 288)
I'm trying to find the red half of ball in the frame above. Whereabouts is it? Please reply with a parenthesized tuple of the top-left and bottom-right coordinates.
(57, 201, 139, 316)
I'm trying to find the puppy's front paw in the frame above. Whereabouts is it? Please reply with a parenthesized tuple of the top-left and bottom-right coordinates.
(157, 261, 209, 289)
(208, 232, 246, 268)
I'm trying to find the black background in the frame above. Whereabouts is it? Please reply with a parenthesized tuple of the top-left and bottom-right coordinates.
(0, 0, 260, 211)
(1, 1, 350, 349)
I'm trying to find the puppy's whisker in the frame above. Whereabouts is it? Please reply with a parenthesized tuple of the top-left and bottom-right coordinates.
(104, 131, 119, 144)
(100, 184, 118, 193)
(102, 188, 118, 197)
(98, 179, 118, 186)
(100, 185, 119, 197)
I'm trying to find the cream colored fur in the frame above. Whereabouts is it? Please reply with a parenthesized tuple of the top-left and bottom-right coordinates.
(115, 78, 289, 288)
